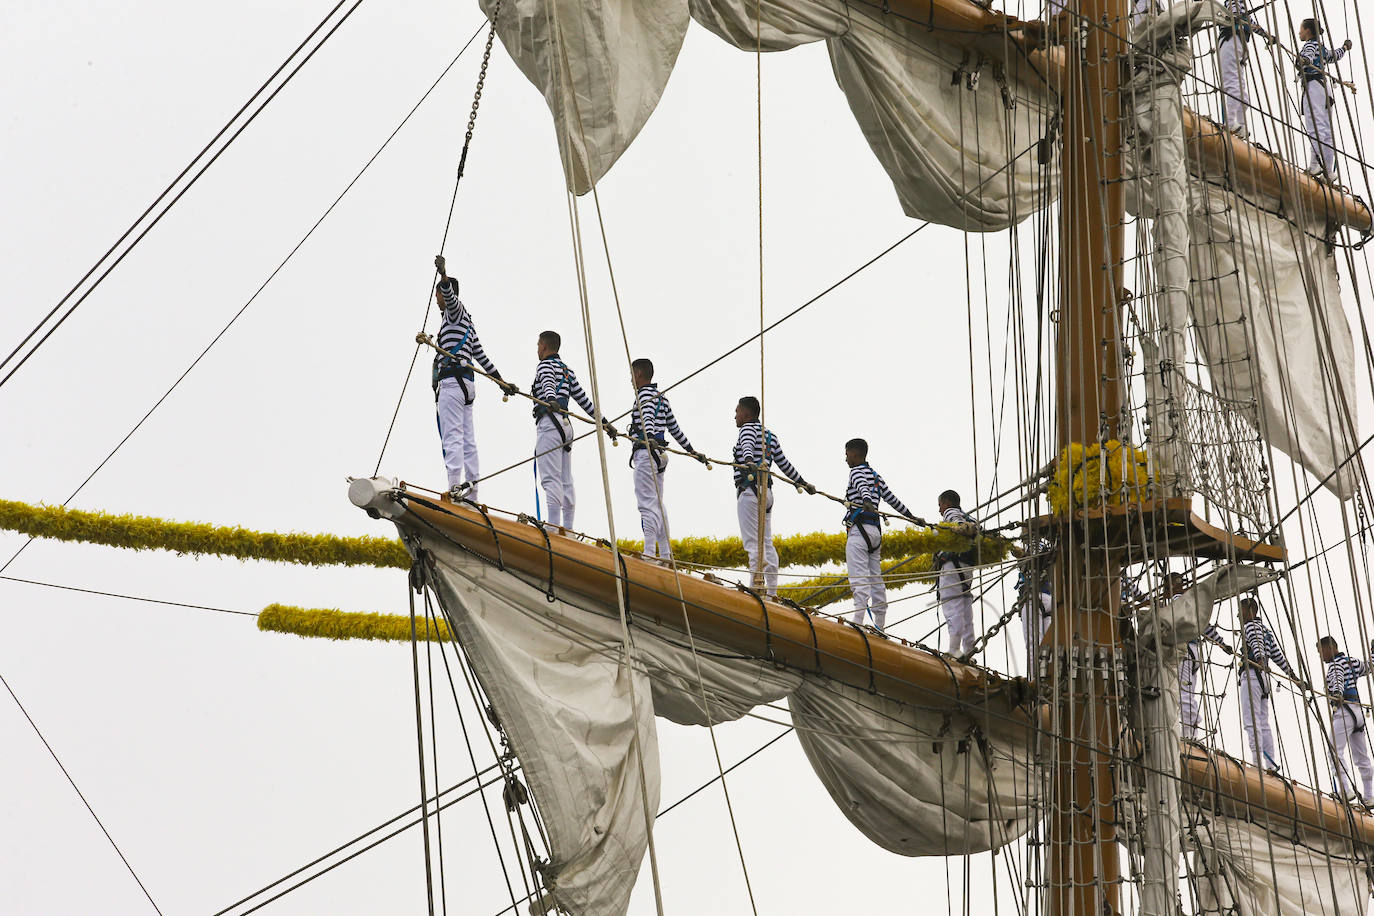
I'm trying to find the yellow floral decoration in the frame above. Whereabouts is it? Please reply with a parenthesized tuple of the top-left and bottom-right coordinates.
(259, 604, 450, 642)
(1046, 440, 1152, 514)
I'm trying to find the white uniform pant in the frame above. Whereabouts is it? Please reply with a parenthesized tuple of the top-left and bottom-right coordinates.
(1219, 36, 1248, 129)
(1239, 668, 1278, 769)
(632, 449, 670, 558)
(436, 377, 479, 499)
(846, 524, 886, 630)
(1180, 672, 1200, 740)
(736, 489, 777, 594)
(535, 416, 575, 529)
(1022, 591, 1051, 662)
(1304, 79, 1336, 172)
(1331, 705, 1374, 798)
(939, 561, 976, 656)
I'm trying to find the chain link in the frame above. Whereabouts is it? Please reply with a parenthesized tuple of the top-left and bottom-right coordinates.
(459, 0, 504, 175)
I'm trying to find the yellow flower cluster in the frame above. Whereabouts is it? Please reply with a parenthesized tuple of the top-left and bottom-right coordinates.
(0, 498, 410, 568)
(258, 604, 451, 643)
(617, 524, 998, 570)
(1046, 441, 1152, 515)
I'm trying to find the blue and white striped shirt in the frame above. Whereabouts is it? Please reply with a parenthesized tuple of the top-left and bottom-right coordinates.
(531, 355, 595, 419)
(1299, 38, 1346, 81)
(1326, 652, 1369, 704)
(1242, 618, 1295, 678)
(436, 279, 497, 375)
(845, 463, 911, 523)
(733, 422, 805, 491)
(1219, 0, 1267, 42)
(628, 383, 693, 452)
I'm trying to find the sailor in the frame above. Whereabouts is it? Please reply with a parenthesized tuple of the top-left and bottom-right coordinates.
(1015, 568, 1052, 660)
(1317, 635, 1374, 802)
(1297, 18, 1353, 176)
(432, 255, 515, 502)
(842, 439, 915, 632)
(1238, 597, 1298, 773)
(627, 359, 705, 559)
(935, 490, 982, 658)
(1165, 573, 1234, 740)
(1217, 0, 1272, 138)
(530, 331, 616, 532)
(732, 397, 814, 595)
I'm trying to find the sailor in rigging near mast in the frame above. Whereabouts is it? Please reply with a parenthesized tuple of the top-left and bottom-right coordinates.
(432, 255, 516, 502)
(1297, 17, 1354, 177)
(1015, 566, 1052, 661)
(1238, 596, 1300, 773)
(842, 439, 916, 633)
(935, 490, 982, 658)
(1163, 573, 1234, 741)
(628, 358, 706, 560)
(1217, 0, 1273, 138)
(733, 397, 813, 595)
(531, 331, 616, 532)
(1317, 635, 1374, 803)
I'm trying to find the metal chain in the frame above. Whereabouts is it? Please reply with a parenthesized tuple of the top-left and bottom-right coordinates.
(458, 0, 503, 177)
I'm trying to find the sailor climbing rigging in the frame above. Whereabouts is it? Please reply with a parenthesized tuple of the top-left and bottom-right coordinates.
(1166, 573, 1233, 740)
(935, 490, 981, 657)
(628, 359, 705, 559)
(1318, 635, 1374, 802)
(842, 439, 914, 632)
(530, 331, 615, 531)
(1217, 0, 1273, 137)
(1015, 567, 1052, 662)
(1297, 18, 1353, 176)
(432, 255, 515, 502)
(732, 397, 812, 595)
(1238, 596, 1300, 773)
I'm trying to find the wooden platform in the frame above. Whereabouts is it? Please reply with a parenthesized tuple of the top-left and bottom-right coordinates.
(1027, 498, 1286, 563)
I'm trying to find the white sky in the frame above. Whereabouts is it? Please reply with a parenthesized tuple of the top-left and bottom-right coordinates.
(4, 0, 1374, 913)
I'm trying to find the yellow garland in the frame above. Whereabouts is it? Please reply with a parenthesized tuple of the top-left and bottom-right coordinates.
(1046, 441, 1152, 515)
(618, 524, 999, 570)
(0, 498, 410, 568)
(258, 604, 451, 642)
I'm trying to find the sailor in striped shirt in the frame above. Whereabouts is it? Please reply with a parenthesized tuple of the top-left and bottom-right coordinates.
(843, 439, 914, 632)
(627, 358, 705, 559)
(432, 256, 514, 501)
(1238, 597, 1298, 772)
(1297, 18, 1353, 175)
(733, 397, 813, 595)
(530, 331, 613, 532)
(1318, 636, 1374, 800)
(1166, 573, 1234, 740)
(1216, 0, 1271, 137)
(936, 491, 981, 657)
(1015, 567, 1052, 664)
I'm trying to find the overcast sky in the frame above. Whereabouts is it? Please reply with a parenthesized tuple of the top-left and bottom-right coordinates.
(5, 0, 1374, 913)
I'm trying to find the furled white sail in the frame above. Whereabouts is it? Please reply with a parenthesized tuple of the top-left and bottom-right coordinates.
(412, 524, 1035, 915)
(479, 0, 1056, 229)
(1187, 812, 1371, 915)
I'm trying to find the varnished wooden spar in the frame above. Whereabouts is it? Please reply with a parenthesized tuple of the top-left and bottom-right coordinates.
(875, 0, 1373, 232)
(390, 492, 1374, 849)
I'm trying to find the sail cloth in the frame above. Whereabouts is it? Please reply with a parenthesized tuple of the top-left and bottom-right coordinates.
(478, 0, 1057, 230)
(415, 529, 1036, 915)
(1187, 811, 1371, 915)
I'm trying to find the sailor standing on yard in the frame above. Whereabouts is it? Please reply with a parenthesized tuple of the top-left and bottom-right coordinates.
(432, 255, 515, 502)
(628, 358, 706, 560)
(1166, 573, 1234, 740)
(530, 331, 616, 532)
(1217, 0, 1272, 137)
(1238, 597, 1299, 773)
(733, 397, 813, 595)
(1317, 635, 1374, 802)
(935, 490, 981, 658)
(1297, 18, 1353, 176)
(842, 439, 915, 632)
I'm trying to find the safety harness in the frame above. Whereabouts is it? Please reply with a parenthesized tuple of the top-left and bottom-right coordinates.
(432, 321, 475, 404)
(1332, 654, 1367, 731)
(735, 427, 776, 496)
(532, 356, 573, 452)
(934, 507, 981, 592)
(628, 384, 669, 471)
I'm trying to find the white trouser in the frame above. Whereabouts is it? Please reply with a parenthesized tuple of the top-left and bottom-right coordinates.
(1022, 592, 1051, 662)
(436, 377, 479, 499)
(1239, 668, 1278, 769)
(736, 488, 777, 594)
(1180, 671, 1200, 740)
(632, 449, 670, 558)
(939, 560, 976, 656)
(535, 416, 575, 529)
(1219, 36, 1248, 129)
(1304, 79, 1336, 172)
(1331, 704, 1374, 798)
(846, 524, 886, 630)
